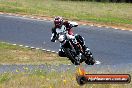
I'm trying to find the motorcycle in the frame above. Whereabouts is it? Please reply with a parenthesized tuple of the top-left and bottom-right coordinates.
(57, 32, 95, 65)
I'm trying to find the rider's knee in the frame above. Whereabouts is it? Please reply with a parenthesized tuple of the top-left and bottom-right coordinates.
(75, 34, 83, 39)
(75, 34, 85, 45)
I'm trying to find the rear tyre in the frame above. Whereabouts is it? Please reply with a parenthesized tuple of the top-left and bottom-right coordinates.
(85, 56, 95, 65)
(85, 51, 95, 65)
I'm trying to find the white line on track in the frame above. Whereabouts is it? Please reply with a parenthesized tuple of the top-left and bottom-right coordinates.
(1, 42, 102, 65)
(1, 13, 132, 32)
(42, 49, 46, 51)
(90, 25, 94, 26)
(98, 26, 102, 28)
(23, 16, 26, 17)
(46, 50, 51, 52)
(51, 51, 56, 53)
(105, 27, 110, 28)
(55, 51, 58, 53)
(35, 48, 40, 50)
(30, 47, 35, 49)
(19, 45, 23, 47)
(25, 46, 29, 48)
(1, 13, 131, 32)
(43, 19, 47, 20)
(114, 28, 118, 29)
(1, 42, 5, 43)
(12, 44, 17, 46)
(8, 13, 12, 15)
(15, 14, 19, 16)
(31, 17, 34, 19)
(83, 24, 87, 26)
(121, 29, 125, 30)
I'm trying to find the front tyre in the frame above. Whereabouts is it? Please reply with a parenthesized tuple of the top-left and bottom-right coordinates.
(58, 50, 66, 57)
(65, 48, 80, 65)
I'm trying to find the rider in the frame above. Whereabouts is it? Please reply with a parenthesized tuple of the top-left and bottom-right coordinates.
(51, 16, 92, 57)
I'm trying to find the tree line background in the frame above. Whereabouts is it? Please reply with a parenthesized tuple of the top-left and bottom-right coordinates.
(60, 0, 132, 3)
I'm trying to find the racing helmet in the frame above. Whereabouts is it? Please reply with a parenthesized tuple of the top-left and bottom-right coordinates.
(54, 16, 63, 28)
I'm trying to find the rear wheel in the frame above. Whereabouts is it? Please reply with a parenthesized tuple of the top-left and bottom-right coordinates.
(85, 51, 95, 65)
(85, 56, 95, 65)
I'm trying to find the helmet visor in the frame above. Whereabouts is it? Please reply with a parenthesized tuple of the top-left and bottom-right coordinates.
(54, 20, 62, 27)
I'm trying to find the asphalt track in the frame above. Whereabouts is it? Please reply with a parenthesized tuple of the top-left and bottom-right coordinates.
(0, 14, 132, 66)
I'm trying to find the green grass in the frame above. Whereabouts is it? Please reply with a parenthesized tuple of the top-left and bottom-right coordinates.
(0, 0, 132, 25)
(0, 70, 131, 88)
(0, 42, 70, 65)
(0, 42, 131, 88)
(0, 73, 11, 84)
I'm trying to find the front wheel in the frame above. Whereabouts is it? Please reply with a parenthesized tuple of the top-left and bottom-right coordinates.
(64, 48, 80, 65)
